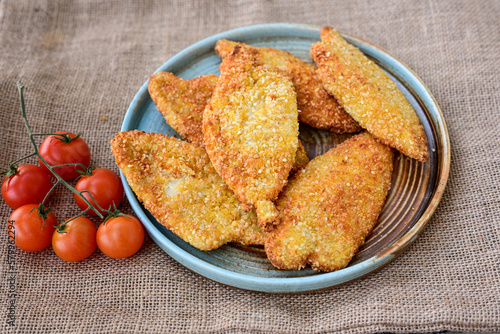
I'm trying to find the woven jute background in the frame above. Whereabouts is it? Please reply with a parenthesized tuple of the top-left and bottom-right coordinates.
(0, 1, 499, 333)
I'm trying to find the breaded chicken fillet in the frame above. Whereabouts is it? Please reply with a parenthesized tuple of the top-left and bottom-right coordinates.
(311, 27, 429, 161)
(148, 71, 309, 172)
(265, 132, 394, 271)
(203, 44, 299, 231)
(111, 130, 265, 250)
(216, 39, 360, 133)
(148, 72, 218, 146)
(291, 140, 309, 175)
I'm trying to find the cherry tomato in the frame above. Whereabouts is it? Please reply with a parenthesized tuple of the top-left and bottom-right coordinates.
(8, 204, 56, 252)
(97, 215, 144, 259)
(2, 164, 53, 209)
(74, 168, 123, 216)
(38, 131, 91, 180)
(52, 216, 97, 262)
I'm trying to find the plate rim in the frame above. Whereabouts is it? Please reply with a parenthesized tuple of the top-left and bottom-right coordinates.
(120, 23, 451, 293)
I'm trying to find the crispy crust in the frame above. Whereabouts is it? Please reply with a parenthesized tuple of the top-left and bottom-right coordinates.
(265, 133, 394, 272)
(311, 27, 429, 161)
(203, 44, 299, 230)
(149, 70, 308, 172)
(290, 140, 309, 175)
(148, 72, 218, 147)
(216, 39, 361, 133)
(110, 130, 265, 250)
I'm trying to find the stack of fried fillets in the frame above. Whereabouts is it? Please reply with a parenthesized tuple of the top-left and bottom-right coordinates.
(111, 26, 428, 272)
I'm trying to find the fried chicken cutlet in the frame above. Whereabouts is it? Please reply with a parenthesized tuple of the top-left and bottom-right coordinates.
(203, 44, 299, 231)
(148, 72, 218, 146)
(265, 132, 394, 271)
(291, 140, 309, 175)
(216, 39, 361, 133)
(311, 27, 429, 161)
(148, 71, 309, 172)
(111, 130, 265, 250)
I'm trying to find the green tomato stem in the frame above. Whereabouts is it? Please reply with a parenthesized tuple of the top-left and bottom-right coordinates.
(102, 201, 129, 225)
(7, 152, 37, 167)
(16, 82, 105, 220)
(31, 132, 82, 143)
(31, 133, 66, 137)
(40, 179, 59, 208)
(79, 190, 107, 213)
(49, 163, 89, 170)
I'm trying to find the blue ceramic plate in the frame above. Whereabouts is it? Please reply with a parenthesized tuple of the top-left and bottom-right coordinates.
(121, 24, 450, 293)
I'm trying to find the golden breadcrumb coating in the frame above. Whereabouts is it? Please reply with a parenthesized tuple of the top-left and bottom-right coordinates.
(290, 140, 309, 175)
(203, 44, 299, 231)
(149, 71, 308, 171)
(265, 132, 394, 272)
(311, 27, 429, 161)
(148, 72, 218, 146)
(215, 39, 360, 133)
(111, 130, 265, 250)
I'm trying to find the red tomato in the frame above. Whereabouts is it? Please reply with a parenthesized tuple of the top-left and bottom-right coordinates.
(74, 168, 123, 216)
(97, 215, 145, 259)
(2, 164, 53, 209)
(8, 204, 56, 252)
(52, 216, 97, 262)
(38, 131, 91, 181)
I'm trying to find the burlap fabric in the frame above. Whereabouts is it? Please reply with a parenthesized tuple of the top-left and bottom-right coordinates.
(0, 0, 498, 333)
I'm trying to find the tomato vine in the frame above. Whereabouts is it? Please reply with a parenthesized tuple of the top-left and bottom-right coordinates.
(6, 82, 108, 223)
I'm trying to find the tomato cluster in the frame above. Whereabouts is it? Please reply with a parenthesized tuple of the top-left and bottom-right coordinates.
(3, 132, 144, 262)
